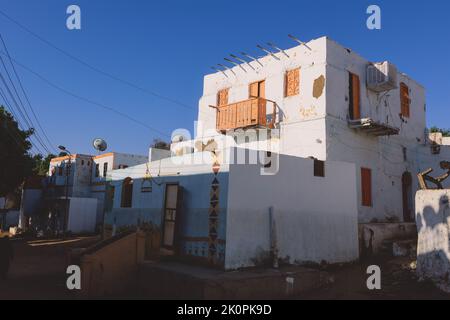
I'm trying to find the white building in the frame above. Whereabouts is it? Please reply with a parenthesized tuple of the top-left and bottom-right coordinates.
(19, 152, 148, 232)
(195, 36, 450, 224)
(104, 36, 450, 269)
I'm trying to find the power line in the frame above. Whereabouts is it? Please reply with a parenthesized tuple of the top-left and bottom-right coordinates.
(0, 41, 53, 154)
(0, 8, 196, 113)
(0, 70, 49, 154)
(0, 87, 42, 154)
(0, 50, 171, 139)
(0, 33, 56, 152)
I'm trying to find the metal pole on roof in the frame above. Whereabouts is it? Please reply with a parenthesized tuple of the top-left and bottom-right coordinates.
(224, 57, 247, 72)
(241, 52, 264, 67)
(256, 44, 280, 60)
(230, 54, 256, 71)
(267, 42, 289, 58)
(288, 34, 312, 51)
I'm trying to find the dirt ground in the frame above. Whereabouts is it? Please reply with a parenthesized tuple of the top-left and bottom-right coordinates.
(0, 236, 99, 300)
(298, 256, 450, 300)
(0, 237, 449, 300)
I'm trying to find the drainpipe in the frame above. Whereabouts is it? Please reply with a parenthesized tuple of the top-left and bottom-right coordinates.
(269, 206, 279, 268)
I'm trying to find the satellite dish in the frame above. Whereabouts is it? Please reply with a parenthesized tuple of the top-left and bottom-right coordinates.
(171, 129, 190, 144)
(93, 138, 108, 152)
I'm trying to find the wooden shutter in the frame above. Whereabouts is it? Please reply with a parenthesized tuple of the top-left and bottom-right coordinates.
(285, 68, 300, 97)
(400, 82, 410, 118)
(350, 73, 361, 120)
(249, 80, 265, 98)
(361, 168, 372, 207)
(217, 88, 229, 107)
(249, 82, 259, 98)
(259, 80, 265, 98)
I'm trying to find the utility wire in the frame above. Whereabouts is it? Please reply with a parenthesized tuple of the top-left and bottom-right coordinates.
(0, 32, 56, 152)
(0, 8, 196, 113)
(0, 51, 171, 139)
(0, 86, 42, 154)
(0, 70, 48, 154)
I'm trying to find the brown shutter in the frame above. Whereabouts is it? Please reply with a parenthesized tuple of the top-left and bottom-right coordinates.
(361, 168, 372, 207)
(249, 82, 259, 98)
(259, 80, 265, 98)
(351, 73, 361, 119)
(400, 83, 410, 118)
(249, 80, 265, 98)
(285, 68, 300, 97)
(217, 88, 229, 107)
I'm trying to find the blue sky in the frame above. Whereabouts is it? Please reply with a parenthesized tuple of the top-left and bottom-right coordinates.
(0, 0, 448, 156)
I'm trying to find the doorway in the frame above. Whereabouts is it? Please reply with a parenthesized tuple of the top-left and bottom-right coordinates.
(162, 183, 183, 252)
(402, 171, 413, 222)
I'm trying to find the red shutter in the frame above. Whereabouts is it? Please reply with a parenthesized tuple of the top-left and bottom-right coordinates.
(400, 83, 410, 117)
(361, 168, 372, 207)
(352, 73, 361, 119)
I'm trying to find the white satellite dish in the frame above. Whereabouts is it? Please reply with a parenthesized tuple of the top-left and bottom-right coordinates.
(171, 129, 190, 144)
(93, 138, 108, 152)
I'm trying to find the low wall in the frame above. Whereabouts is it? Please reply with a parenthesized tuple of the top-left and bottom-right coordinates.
(359, 223, 417, 257)
(77, 230, 145, 297)
(416, 190, 450, 292)
(225, 155, 359, 270)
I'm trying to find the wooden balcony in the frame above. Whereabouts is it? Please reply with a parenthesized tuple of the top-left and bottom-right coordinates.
(214, 97, 276, 132)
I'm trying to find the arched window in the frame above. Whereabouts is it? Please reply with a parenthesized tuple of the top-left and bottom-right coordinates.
(121, 177, 133, 208)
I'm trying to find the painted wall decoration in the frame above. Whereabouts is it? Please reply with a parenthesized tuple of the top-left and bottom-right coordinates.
(208, 151, 221, 265)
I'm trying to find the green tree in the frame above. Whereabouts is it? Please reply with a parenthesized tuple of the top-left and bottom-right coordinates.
(31, 153, 56, 176)
(430, 126, 450, 137)
(0, 106, 56, 197)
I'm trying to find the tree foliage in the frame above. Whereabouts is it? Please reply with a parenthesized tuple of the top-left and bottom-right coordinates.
(430, 126, 450, 137)
(0, 106, 55, 196)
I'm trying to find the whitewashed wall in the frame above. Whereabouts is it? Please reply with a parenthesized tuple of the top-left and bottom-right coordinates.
(225, 154, 359, 270)
(197, 37, 328, 160)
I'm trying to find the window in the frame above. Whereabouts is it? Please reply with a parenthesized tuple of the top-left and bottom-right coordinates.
(118, 165, 129, 170)
(400, 82, 410, 118)
(58, 166, 63, 176)
(249, 80, 265, 98)
(87, 161, 90, 166)
(349, 72, 361, 120)
(95, 163, 100, 177)
(314, 159, 325, 177)
(217, 88, 229, 107)
(103, 162, 108, 177)
(121, 177, 133, 208)
(285, 68, 300, 97)
(81, 160, 84, 166)
(361, 168, 372, 207)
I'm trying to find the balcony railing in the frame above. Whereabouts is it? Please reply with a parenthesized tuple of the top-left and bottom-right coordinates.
(213, 97, 277, 132)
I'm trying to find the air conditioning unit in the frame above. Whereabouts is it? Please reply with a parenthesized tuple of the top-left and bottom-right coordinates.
(366, 61, 398, 92)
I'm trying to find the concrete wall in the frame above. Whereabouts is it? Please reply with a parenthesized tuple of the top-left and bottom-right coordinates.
(416, 190, 450, 292)
(324, 37, 435, 223)
(225, 154, 359, 270)
(67, 197, 97, 234)
(77, 231, 145, 297)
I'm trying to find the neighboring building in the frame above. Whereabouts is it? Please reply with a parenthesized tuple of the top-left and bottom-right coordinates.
(19, 152, 148, 233)
(90, 152, 149, 224)
(99, 36, 450, 269)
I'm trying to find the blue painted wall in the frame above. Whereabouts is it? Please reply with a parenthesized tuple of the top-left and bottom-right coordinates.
(104, 171, 229, 264)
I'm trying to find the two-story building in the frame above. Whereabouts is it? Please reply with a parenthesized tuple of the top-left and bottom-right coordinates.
(103, 36, 450, 270)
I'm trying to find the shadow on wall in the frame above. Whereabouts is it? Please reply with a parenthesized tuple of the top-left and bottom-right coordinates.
(416, 194, 450, 293)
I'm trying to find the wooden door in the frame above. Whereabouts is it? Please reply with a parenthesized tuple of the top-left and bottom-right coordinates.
(162, 184, 183, 251)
